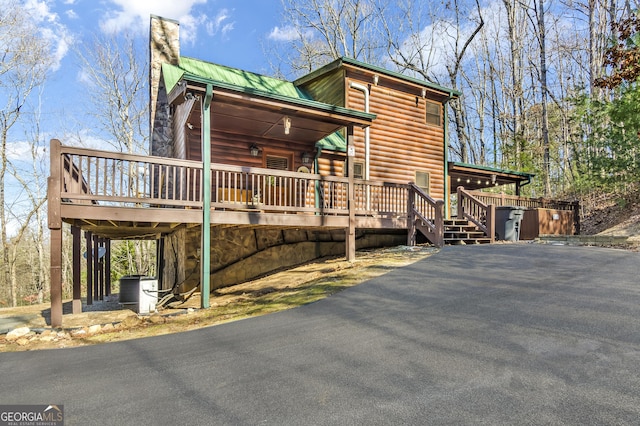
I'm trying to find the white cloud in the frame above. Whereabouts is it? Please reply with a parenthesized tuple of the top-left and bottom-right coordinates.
(65, 9, 78, 19)
(21, 0, 72, 71)
(268, 25, 300, 42)
(7, 141, 46, 163)
(204, 8, 235, 39)
(99, 0, 208, 35)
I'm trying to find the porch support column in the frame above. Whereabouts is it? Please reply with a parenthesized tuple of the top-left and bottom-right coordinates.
(71, 225, 82, 314)
(443, 94, 453, 219)
(47, 139, 63, 327)
(346, 125, 356, 261)
(200, 84, 213, 308)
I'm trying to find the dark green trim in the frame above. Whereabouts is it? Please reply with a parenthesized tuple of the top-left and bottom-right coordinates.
(450, 161, 536, 179)
(443, 100, 450, 218)
(201, 84, 212, 309)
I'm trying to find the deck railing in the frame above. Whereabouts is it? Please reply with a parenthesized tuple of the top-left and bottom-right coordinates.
(54, 141, 410, 219)
(468, 191, 578, 211)
(59, 144, 204, 208)
(457, 186, 495, 241)
(468, 190, 580, 235)
(407, 183, 444, 247)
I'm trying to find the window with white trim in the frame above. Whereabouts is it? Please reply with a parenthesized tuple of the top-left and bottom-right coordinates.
(425, 101, 441, 127)
(415, 171, 430, 194)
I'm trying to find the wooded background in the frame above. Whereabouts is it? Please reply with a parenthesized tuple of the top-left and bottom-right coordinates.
(2, 0, 639, 306)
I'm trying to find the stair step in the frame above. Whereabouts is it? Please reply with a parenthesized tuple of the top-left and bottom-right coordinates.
(444, 225, 481, 232)
(444, 238, 492, 245)
(414, 217, 492, 246)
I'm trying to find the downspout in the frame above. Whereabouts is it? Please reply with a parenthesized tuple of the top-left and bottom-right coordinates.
(349, 82, 370, 210)
(200, 84, 213, 309)
(349, 82, 370, 181)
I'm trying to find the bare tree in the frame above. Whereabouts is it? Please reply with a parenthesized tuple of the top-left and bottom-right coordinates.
(76, 33, 148, 154)
(383, 0, 484, 162)
(272, 0, 386, 76)
(76, 32, 154, 280)
(0, 2, 53, 306)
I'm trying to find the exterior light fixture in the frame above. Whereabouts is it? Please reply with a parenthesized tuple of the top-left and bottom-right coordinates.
(301, 151, 312, 165)
(373, 74, 379, 85)
(249, 144, 260, 157)
(283, 116, 291, 135)
(421, 88, 427, 98)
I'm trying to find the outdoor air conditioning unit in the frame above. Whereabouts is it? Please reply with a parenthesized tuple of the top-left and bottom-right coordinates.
(119, 276, 158, 314)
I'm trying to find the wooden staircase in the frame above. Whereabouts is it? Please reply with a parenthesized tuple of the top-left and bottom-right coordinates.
(443, 219, 492, 245)
(407, 183, 494, 248)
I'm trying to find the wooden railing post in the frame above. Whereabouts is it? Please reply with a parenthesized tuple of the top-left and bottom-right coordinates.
(435, 200, 445, 247)
(487, 204, 495, 243)
(47, 139, 63, 327)
(407, 184, 416, 246)
(346, 125, 356, 261)
(573, 200, 580, 235)
(456, 186, 464, 218)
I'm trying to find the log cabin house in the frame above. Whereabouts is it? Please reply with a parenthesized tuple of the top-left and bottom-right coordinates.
(46, 16, 578, 326)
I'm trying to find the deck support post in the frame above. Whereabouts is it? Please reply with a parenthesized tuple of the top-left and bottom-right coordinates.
(47, 139, 63, 327)
(346, 125, 356, 261)
(200, 84, 213, 308)
(93, 234, 100, 301)
(86, 231, 93, 305)
(105, 239, 111, 296)
(72, 225, 82, 314)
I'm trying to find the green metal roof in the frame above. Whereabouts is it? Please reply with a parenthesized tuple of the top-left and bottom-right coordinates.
(162, 57, 375, 123)
(161, 57, 375, 152)
(294, 57, 461, 98)
(177, 57, 308, 99)
(317, 132, 346, 152)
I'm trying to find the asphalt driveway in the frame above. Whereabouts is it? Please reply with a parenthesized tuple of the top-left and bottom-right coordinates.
(1, 244, 639, 425)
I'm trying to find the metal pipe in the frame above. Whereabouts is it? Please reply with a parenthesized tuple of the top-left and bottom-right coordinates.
(349, 82, 370, 181)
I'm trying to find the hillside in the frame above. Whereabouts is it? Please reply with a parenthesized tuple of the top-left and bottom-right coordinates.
(580, 188, 640, 243)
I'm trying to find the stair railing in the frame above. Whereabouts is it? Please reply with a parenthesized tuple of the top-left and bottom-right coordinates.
(457, 186, 495, 243)
(407, 183, 444, 247)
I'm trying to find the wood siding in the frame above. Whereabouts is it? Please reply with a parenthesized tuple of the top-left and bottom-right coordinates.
(345, 69, 446, 200)
(186, 128, 315, 173)
(301, 68, 345, 107)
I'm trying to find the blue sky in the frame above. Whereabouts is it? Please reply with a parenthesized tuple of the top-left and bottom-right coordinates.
(5, 0, 292, 233)
(22, 0, 291, 147)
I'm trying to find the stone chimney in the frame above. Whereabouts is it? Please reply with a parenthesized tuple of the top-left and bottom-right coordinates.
(149, 15, 180, 155)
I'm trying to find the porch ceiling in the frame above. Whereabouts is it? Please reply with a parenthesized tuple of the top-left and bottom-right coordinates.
(179, 81, 374, 145)
(448, 162, 534, 193)
(188, 99, 350, 144)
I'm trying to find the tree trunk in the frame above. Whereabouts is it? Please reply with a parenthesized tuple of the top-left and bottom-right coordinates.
(537, 0, 552, 196)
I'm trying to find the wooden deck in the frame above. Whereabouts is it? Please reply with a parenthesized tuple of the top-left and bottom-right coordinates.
(51, 140, 414, 238)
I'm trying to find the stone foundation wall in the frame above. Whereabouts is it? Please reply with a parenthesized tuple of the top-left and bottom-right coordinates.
(161, 226, 406, 292)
